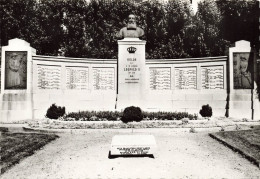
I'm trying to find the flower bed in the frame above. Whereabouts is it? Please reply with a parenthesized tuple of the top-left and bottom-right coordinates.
(63, 110, 198, 121)
(25, 116, 260, 130)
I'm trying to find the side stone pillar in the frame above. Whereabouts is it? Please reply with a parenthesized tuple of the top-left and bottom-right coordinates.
(253, 50, 260, 120)
(228, 40, 254, 119)
(0, 38, 36, 122)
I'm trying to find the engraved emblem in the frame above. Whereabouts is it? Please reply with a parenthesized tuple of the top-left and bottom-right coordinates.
(127, 46, 136, 53)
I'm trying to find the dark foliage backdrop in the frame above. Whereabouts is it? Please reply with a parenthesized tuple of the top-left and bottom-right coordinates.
(0, 0, 259, 59)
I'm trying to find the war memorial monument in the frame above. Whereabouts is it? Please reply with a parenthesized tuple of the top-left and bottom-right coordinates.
(1, 0, 260, 176)
(0, 14, 259, 123)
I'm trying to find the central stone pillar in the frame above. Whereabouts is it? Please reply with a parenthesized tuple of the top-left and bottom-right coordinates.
(116, 38, 146, 110)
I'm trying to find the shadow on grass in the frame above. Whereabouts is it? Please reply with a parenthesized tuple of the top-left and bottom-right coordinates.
(0, 131, 59, 174)
(209, 126, 260, 168)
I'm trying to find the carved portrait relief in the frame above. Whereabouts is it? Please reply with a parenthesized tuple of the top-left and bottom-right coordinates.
(5, 51, 27, 89)
(233, 52, 253, 89)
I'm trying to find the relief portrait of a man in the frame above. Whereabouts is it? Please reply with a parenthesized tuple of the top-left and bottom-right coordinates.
(233, 53, 253, 89)
(5, 51, 27, 89)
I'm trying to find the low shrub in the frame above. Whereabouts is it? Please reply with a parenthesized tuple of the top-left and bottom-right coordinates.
(121, 106, 143, 123)
(46, 104, 65, 119)
(199, 104, 212, 117)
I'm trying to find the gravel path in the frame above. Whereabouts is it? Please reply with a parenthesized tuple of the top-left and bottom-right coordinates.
(2, 128, 260, 178)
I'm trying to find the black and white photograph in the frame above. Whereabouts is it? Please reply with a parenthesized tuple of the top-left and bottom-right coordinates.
(0, 0, 260, 178)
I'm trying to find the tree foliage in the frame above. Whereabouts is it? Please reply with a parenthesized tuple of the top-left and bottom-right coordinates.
(0, 0, 258, 58)
(185, 0, 231, 57)
(216, 0, 259, 48)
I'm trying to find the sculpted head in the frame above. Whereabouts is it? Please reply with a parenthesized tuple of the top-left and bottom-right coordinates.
(128, 14, 136, 24)
(9, 53, 22, 72)
(118, 14, 144, 39)
(240, 55, 249, 73)
(127, 14, 137, 29)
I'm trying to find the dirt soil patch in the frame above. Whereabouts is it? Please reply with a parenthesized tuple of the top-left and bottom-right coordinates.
(1, 128, 260, 178)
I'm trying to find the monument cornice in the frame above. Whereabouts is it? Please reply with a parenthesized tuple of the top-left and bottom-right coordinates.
(118, 38, 146, 45)
(146, 56, 227, 64)
(32, 55, 117, 64)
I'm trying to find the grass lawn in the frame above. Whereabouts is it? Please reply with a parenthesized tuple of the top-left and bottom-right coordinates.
(0, 131, 59, 174)
(209, 125, 260, 168)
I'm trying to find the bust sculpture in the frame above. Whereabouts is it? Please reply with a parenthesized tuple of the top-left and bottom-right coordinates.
(118, 14, 144, 39)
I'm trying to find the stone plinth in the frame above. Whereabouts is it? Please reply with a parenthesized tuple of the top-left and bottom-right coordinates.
(116, 38, 146, 110)
(110, 135, 157, 156)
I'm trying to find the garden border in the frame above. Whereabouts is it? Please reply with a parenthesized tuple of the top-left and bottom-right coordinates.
(209, 133, 260, 169)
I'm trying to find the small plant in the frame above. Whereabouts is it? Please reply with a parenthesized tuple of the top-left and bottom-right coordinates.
(235, 124, 241, 130)
(189, 127, 196, 133)
(46, 104, 65, 119)
(220, 126, 225, 132)
(0, 127, 8, 133)
(199, 104, 212, 117)
(121, 106, 143, 123)
(242, 118, 248, 122)
(89, 116, 98, 121)
(181, 118, 189, 125)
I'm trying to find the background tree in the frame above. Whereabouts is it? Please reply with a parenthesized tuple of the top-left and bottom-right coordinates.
(138, 1, 166, 58)
(0, 0, 64, 56)
(183, 0, 230, 58)
(35, 0, 64, 55)
(62, 0, 87, 57)
(1, 0, 39, 48)
(84, 0, 136, 58)
(0, 0, 258, 59)
(216, 0, 259, 48)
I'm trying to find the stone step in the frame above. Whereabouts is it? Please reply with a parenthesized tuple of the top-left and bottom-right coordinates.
(0, 110, 33, 123)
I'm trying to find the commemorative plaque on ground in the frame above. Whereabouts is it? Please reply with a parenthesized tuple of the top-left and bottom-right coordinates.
(110, 135, 157, 157)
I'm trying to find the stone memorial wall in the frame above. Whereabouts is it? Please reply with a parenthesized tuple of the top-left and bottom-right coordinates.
(145, 58, 228, 115)
(66, 66, 89, 90)
(30, 54, 229, 118)
(174, 67, 197, 89)
(2, 38, 258, 122)
(149, 67, 171, 90)
(37, 65, 61, 89)
(201, 66, 224, 89)
(30, 56, 117, 119)
(93, 67, 115, 90)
